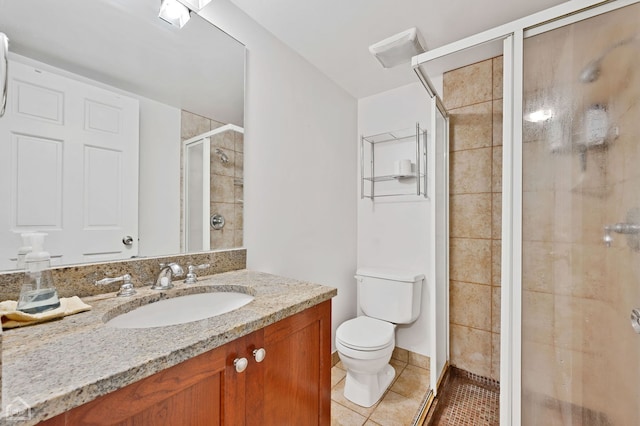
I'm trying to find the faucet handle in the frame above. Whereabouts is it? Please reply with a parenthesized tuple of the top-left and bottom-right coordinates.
(95, 273, 130, 286)
(95, 274, 137, 297)
(184, 263, 211, 284)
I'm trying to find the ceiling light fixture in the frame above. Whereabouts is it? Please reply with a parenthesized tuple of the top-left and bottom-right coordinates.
(369, 28, 426, 69)
(176, 0, 212, 12)
(159, 0, 191, 29)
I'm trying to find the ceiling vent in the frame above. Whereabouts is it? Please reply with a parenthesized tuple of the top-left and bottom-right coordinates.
(369, 27, 426, 68)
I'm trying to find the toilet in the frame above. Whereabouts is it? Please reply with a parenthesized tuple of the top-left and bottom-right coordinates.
(335, 267, 424, 407)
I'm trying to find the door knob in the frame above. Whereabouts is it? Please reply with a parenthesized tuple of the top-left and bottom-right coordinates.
(122, 235, 134, 246)
(253, 348, 266, 363)
(234, 357, 248, 373)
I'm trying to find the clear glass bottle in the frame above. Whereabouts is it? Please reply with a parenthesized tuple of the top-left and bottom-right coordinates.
(16, 233, 32, 269)
(16, 233, 60, 314)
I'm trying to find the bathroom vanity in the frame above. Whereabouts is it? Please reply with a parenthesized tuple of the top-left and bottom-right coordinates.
(1, 270, 335, 425)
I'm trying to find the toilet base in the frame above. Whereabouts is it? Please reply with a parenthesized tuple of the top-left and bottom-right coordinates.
(343, 363, 395, 407)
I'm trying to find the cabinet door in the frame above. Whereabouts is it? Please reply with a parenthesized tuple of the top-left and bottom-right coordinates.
(222, 328, 264, 425)
(260, 300, 332, 426)
(38, 302, 332, 426)
(42, 344, 229, 425)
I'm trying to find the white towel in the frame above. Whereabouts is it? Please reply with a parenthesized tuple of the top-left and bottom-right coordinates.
(0, 296, 92, 329)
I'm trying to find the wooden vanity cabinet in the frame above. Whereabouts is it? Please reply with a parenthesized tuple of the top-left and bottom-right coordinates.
(40, 300, 331, 426)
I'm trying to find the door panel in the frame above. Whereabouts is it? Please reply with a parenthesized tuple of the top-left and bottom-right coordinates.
(13, 133, 63, 227)
(0, 59, 139, 268)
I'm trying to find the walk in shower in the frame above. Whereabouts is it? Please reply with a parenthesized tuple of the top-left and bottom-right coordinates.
(413, 0, 640, 423)
(521, 3, 639, 424)
(183, 124, 245, 252)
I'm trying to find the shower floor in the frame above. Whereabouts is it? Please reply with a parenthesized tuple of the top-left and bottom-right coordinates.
(425, 367, 499, 426)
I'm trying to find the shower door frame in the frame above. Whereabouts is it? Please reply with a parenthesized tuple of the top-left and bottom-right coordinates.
(412, 0, 639, 423)
(183, 135, 211, 253)
(182, 123, 244, 252)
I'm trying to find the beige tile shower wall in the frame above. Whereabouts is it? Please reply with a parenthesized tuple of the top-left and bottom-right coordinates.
(444, 57, 502, 380)
(180, 111, 230, 251)
(210, 130, 244, 249)
(180, 111, 226, 251)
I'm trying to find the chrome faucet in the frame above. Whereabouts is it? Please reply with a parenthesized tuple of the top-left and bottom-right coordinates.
(151, 263, 184, 290)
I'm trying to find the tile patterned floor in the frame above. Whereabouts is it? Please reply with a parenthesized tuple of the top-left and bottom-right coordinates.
(427, 368, 499, 426)
(330, 356, 431, 426)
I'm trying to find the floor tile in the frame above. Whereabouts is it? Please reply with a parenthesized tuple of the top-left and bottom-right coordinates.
(332, 366, 347, 388)
(369, 391, 422, 426)
(390, 365, 430, 400)
(331, 355, 431, 426)
(331, 401, 367, 426)
(389, 358, 408, 386)
(331, 376, 380, 418)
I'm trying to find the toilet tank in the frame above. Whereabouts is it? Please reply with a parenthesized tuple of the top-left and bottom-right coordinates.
(356, 267, 424, 324)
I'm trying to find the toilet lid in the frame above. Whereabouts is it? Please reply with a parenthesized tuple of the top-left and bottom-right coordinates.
(336, 317, 394, 351)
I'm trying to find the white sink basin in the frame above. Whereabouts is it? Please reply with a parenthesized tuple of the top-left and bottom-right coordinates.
(105, 292, 254, 329)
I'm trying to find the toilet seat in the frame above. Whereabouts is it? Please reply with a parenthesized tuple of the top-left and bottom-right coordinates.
(336, 316, 394, 351)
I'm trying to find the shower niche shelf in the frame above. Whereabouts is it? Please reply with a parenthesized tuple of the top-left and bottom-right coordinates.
(360, 124, 427, 200)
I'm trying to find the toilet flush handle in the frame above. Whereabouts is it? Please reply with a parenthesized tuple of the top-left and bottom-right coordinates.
(253, 348, 267, 363)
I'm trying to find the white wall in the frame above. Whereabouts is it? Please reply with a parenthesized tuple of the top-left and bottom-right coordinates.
(137, 98, 181, 257)
(202, 1, 359, 348)
(357, 82, 432, 355)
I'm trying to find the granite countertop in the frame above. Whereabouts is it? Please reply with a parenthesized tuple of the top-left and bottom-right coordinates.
(1, 269, 337, 425)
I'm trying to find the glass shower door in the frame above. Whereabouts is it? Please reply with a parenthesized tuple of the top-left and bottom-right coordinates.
(430, 94, 449, 392)
(521, 3, 640, 424)
(184, 137, 210, 252)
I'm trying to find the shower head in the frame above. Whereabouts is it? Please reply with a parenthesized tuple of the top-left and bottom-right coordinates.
(215, 148, 229, 164)
(579, 33, 639, 83)
(579, 59, 601, 83)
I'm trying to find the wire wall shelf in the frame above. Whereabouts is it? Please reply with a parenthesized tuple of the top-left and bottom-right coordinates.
(360, 123, 428, 200)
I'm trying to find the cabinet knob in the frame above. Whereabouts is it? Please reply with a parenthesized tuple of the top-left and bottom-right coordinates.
(234, 357, 248, 373)
(253, 348, 266, 363)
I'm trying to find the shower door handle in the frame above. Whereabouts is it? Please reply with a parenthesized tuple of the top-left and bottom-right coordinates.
(631, 309, 640, 334)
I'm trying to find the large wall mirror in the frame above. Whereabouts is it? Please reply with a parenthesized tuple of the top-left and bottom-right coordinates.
(0, 0, 245, 271)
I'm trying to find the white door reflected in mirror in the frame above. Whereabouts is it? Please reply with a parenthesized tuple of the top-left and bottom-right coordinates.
(0, 60, 139, 270)
(0, 0, 245, 271)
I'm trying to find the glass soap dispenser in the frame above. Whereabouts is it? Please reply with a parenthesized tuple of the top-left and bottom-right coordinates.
(16, 232, 32, 269)
(16, 232, 61, 314)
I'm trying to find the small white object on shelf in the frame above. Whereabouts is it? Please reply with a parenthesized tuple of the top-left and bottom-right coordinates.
(394, 159, 412, 177)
